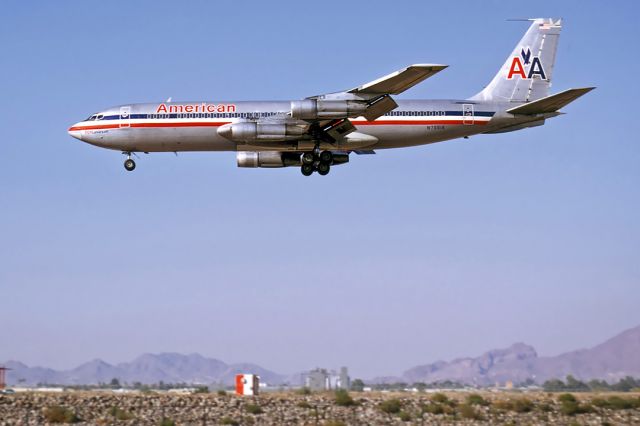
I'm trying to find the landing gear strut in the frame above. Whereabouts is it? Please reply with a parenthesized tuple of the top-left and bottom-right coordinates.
(123, 152, 136, 171)
(300, 150, 332, 176)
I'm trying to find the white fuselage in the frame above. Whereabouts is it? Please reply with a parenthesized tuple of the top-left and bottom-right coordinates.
(68, 100, 536, 153)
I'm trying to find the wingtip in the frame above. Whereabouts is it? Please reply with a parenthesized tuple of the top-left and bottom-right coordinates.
(411, 63, 448, 70)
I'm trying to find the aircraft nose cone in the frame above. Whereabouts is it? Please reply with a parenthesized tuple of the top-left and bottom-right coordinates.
(217, 123, 232, 140)
(68, 124, 83, 141)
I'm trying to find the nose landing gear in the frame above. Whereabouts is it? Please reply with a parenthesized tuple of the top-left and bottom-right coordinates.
(123, 152, 136, 171)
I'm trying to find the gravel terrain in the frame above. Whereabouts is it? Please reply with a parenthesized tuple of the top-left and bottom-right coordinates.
(1, 390, 639, 425)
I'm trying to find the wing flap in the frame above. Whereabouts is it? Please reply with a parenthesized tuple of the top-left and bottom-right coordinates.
(349, 64, 447, 95)
(506, 87, 595, 115)
(363, 95, 398, 121)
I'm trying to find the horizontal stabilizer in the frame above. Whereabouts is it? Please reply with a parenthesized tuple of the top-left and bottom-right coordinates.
(350, 64, 447, 95)
(507, 87, 595, 115)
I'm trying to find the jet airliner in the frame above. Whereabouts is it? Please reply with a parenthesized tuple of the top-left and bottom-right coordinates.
(68, 18, 593, 176)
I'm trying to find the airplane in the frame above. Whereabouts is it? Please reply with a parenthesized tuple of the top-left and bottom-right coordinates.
(68, 18, 593, 176)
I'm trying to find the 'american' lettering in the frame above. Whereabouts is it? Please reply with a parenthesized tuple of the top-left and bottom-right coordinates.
(156, 103, 237, 113)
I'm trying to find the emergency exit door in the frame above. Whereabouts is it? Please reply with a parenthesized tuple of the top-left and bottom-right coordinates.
(119, 106, 131, 128)
(462, 104, 474, 125)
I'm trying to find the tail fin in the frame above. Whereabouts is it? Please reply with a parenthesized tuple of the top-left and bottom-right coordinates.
(471, 18, 562, 103)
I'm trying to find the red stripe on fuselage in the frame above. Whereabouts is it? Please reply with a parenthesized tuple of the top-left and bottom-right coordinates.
(68, 122, 230, 131)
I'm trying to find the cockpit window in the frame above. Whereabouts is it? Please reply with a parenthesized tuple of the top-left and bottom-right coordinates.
(96, 114, 104, 120)
(85, 114, 98, 121)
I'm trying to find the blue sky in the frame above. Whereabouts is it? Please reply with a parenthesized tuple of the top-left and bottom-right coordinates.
(1, 0, 638, 379)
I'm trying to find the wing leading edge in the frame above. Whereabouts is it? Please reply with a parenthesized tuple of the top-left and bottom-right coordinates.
(349, 64, 448, 95)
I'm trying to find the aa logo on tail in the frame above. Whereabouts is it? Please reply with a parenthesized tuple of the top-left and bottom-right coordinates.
(507, 47, 547, 80)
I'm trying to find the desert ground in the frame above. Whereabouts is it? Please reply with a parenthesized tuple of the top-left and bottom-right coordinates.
(1, 390, 639, 425)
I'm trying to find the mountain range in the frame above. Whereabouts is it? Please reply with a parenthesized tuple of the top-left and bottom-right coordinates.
(4, 325, 639, 386)
(3, 353, 285, 386)
(399, 325, 640, 385)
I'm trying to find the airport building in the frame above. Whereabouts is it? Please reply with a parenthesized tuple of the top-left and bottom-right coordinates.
(305, 367, 350, 391)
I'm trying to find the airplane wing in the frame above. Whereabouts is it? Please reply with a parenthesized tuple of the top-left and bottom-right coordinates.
(348, 64, 448, 95)
(221, 64, 448, 146)
(306, 64, 448, 122)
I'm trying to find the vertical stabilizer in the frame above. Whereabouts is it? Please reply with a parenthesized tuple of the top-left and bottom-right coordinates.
(471, 18, 562, 103)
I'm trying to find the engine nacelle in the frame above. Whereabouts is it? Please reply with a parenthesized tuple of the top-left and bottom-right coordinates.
(290, 99, 368, 120)
(331, 153, 349, 165)
(237, 151, 349, 168)
(237, 152, 302, 168)
(219, 122, 307, 142)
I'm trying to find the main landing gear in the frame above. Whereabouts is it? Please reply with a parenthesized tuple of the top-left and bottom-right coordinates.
(300, 150, 333, 176)
(123, 152, 136, 171)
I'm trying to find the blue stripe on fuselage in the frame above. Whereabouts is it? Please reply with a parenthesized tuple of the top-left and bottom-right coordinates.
(87, 110, 496, 122)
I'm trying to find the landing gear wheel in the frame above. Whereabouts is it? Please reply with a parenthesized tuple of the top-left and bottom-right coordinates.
(124, 159, 136, 171)
(319, 150, 333, 163)
(302, 152, 315, 165)
(301, 164, 314, 176)
(317, 162, 330, 176)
